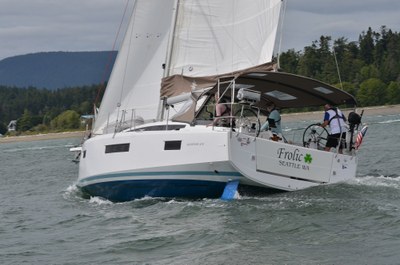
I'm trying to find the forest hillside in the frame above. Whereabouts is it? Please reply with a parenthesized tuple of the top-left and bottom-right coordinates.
(1, 26, 399, 134)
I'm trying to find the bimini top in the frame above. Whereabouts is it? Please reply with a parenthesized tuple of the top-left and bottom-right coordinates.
(160, 63, 357, 122)
(231, 71, 357, 109)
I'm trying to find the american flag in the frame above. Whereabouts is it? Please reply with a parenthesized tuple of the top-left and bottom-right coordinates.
(355, 125, 368, 150)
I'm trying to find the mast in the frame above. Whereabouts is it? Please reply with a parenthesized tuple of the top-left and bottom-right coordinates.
(157, 0, 180, 120)
(164, 0, 180, 79)
(277, 0, 286, 70)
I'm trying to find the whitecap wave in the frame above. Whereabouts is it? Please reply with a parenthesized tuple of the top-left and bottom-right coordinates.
(89, 196, 113, 205)
(377, 119, 400, 124)
(352, 175, 400, 189)
(66, 184, 79, 193)
(63, 183, 83, 201)
(4, 144, 71, 153)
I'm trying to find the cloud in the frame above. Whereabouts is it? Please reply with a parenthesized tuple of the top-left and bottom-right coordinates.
(0, 0, 131, 60)
(287, 0, 400, 15)
(281, 0, 400, 51)
(0, 0, 400, 60)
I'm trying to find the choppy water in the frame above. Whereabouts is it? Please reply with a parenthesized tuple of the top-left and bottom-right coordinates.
(1, 113, 399, 265)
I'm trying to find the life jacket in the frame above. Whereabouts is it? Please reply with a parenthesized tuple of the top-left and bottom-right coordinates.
(328, 107, 346, 125)
(271, 108, 281, 123)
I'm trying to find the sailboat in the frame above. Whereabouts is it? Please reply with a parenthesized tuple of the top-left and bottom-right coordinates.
(75, 0, 363, 202)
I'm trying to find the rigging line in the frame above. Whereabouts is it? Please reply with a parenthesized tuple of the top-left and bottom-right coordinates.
(183, 0, 193, 75)
(118, 1, 137, 108)
(113, 0, 136, 132)
(230, 0, 235, 74)
(333, 46, 344, 90)
(94, 0, 131, 107)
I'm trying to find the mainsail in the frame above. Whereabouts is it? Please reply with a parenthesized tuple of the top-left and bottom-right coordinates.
(168, 0, 282, 77)
(93, 0, 282, 135)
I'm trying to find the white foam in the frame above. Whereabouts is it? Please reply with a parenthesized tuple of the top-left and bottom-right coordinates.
(89, 196, 113, 205)
(4, 144, 70, 153)
(352, 175, 400, 189)
(65, 184, 79, 193)
(377, 119, 400, 124)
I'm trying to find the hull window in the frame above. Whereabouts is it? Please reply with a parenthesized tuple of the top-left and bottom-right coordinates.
(105, 143, 130, 153)
(164, 140, 181, 150)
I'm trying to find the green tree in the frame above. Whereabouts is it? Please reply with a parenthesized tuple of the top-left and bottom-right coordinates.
(386, 81, 400, 104)
(17, 109, 33, 131)
(333, 82, 357, 97)
(359, 27, 375, 65)
(297, 41, 319, 77)
(360, 65, 380, 81)
(79, 101, 92, 115)
(334, 39, 364, 85)
(381, 32, 400, 82)
(373, 26, 387, 68)
(0, 122, 7, 135)
(279, 49, 301, 73)
(357, 78, 387, 106)
(50, 110, 81, 130)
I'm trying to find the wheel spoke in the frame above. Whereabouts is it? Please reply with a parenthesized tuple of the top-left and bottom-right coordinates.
(234, 107, 260, 137)
(302, 123, 329, 149)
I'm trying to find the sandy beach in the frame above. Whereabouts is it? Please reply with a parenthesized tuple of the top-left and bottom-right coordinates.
(0, 131, 86, 144)
(1, 104, 399, 144)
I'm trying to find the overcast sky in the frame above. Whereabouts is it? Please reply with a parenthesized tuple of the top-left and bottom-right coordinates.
(1, 0, 400, 61)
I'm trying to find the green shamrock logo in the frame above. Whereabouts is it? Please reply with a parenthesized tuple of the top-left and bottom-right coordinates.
(304, 154, 312, 164)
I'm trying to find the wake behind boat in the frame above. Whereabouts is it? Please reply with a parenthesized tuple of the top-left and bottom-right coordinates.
(73, 0, 366, 202)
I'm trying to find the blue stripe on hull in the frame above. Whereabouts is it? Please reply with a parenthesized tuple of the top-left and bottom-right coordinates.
(81, 171, 242, 183)
(80, 179, 228, 202)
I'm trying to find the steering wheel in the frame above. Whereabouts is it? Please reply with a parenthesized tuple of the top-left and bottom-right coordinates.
(234, 107, 261, 137)
(302, 123, 329, 150)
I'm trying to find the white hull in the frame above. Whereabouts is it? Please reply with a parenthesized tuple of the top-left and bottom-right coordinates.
(230, 132, 357, 191)
(77, 122, 357, 201)
(78, 123, 243, 201)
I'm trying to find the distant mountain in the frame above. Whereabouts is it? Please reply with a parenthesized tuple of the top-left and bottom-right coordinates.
(0, 51, 117, 90)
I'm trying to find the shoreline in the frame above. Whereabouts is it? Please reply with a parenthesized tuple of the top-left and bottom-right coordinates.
(0, 131, 85, 144)
(1, 104, 400, 144)
(282, 104, 400, 122)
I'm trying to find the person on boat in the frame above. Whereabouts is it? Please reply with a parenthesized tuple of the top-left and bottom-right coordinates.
(215, 93, 230, 117)
(320, 103, 348, 153)
(212, 93, 231, 127)
(261, 102, 282, 136)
